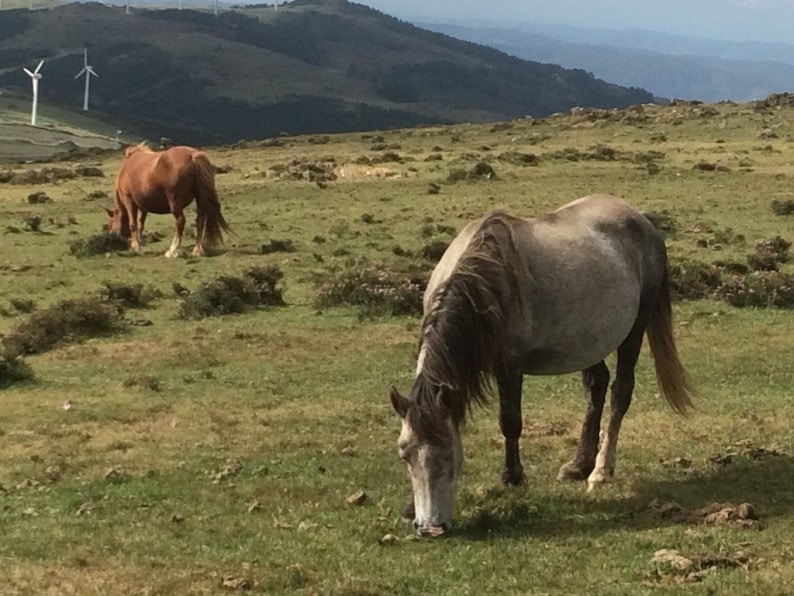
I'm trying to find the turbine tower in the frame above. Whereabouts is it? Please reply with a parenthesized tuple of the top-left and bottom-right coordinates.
(74, 48, 99, 111)
(22, 60, 44, 126)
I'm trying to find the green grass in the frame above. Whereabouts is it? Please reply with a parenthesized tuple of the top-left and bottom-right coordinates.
(0, 100, 793, 594)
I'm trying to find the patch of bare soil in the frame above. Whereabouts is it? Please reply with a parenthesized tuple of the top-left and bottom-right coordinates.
(647, 499, 764, 530)
(333, 162, 400, 180)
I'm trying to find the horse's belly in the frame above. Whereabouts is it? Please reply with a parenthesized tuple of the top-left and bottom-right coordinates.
(515, 282, 641, 375)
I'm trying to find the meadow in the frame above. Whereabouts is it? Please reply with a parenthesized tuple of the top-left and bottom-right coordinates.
(0, 98, 793, 594)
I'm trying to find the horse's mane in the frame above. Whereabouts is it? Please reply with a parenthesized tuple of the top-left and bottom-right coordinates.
(408, 211, 532, 443)
(124, 142, 154, 159)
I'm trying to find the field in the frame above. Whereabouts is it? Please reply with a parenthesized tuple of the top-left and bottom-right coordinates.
(0, 98, 793, 594)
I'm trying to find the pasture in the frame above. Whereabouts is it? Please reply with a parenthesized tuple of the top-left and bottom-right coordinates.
(0, 99, 793, 594)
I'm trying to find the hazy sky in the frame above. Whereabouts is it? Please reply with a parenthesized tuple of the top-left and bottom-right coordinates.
(354, 0, 794, 44)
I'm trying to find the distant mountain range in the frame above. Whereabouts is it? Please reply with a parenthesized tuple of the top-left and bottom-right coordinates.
(420, 21, 794, 102)
(0, 0, 653, 144)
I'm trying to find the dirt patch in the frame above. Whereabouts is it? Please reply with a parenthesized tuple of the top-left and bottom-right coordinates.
(333, 163, 399, 180)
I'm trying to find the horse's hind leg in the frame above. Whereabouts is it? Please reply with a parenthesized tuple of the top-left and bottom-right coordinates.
(587, 323, 645, 492)
(128, 203, 142, 253)
(557, 361, 609, 481)
(498, 372, 525, 485)
(165, 207, 186, 258)
(193, 211, 207, 257)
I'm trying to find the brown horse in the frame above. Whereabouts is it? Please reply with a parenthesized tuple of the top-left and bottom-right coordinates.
(389, 194, 695, 536)
(107, 144, 230, 257)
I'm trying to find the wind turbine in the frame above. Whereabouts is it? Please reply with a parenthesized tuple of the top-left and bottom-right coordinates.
(74, 48, 98, 111)
(23, 60, 44, 126)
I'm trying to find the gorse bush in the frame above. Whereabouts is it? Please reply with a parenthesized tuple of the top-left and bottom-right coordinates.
(747, 236, 791, 271)
(69, 232, 129, 257)
(314, 258, 427, 316)
(716, 272, 794, 308)
(2, 296, 124, 356)
(669, 260, 723, 301)
(770, 198, 794, 215)
(0, 348, 34, 388)
(100, 282, 163, 309)
(177, 265, 285, 320)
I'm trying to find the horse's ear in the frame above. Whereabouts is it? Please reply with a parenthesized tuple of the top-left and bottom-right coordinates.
(389, 386, 410, 419)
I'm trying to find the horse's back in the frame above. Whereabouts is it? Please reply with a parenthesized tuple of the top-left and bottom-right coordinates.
(426, 194, 669, 375)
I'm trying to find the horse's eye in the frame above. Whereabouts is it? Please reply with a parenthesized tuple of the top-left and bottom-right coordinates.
(398, 443, 410, 461)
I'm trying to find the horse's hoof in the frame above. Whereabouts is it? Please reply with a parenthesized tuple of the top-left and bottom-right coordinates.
(501, 469, 525, 486)
(164, 250, 179, 258)
(585, 468, 615, 492)
(556, 461, 591, 482)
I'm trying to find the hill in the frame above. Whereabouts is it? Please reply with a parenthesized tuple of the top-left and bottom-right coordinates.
(421, 22, 794, 103)
(0, 0, 653, 144)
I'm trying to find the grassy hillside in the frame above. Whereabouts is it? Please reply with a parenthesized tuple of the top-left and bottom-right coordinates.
(0, 95, 792, 592)
(0, 0, 653, 144)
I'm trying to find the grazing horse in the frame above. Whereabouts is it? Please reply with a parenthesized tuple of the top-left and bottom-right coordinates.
(107, 144, 230, 257)
(389, 194, 695, 536)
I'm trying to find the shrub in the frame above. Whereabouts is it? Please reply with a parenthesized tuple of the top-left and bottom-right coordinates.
(314, 258, 427, 316)
(260, 239, 297, 254)
(99, 283, 162, 309)
(716, 272, 794, 308)
(69, 232, 129, 257)
(747, 236, 790, 271)
(3, 296, 124, 356)
(177, 266, 285, 319)
(420, 240, 450, 263)
(771, 198, 794, 215)
(669, 260, 722, 301)
(0, 349, 34, 389)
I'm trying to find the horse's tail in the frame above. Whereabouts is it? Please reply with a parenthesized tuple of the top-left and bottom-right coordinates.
(646, 262, 696, 415)
(192, 152, 230, 246)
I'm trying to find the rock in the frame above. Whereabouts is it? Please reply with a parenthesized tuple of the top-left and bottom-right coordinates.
(346, 490, 367, 506)
(27, 191, 51, 204)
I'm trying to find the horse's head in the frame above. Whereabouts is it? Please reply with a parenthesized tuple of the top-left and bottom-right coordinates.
(105, 207, 131, 239)
(390, 385, 463, 537)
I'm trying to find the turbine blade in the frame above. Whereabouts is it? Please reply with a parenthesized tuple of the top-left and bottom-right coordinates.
(84, 48, 88, 67)
(34, 60, 44, 74)
(23, 68, 34, 77)
(75, 68, 87, 79)
(87, 67, 98, 77)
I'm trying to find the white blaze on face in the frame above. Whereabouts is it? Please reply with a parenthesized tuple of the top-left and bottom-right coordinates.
(399, 416, 463, 534)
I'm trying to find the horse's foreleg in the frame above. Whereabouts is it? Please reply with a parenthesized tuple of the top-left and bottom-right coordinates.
(558, 361, 609, 481)
(193, 211, 207, 257)
(498, 372, 525, 485)
(165, 210, 186, 258)
(587, 327, 644, 492)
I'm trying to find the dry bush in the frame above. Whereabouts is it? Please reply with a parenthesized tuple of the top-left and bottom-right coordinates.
(99, 282, 162, 309)
(747, 236, 790, 271)
(0, 349, 34, 389)
(770, 198, 794, 215)
(717, 272, 794, 308)
(669, 260, 723, 301)
(260, 239, 297, 254)
(314, 258, 427, 316)
(178, 266, 285, 320)
(2, 296, 124, 356)
(69, 232, 129, 257)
